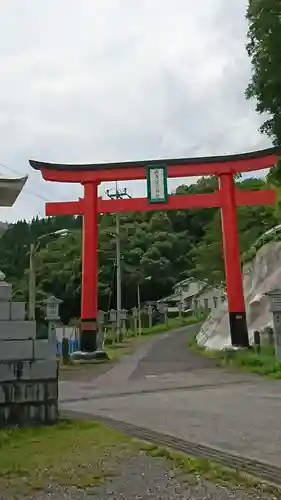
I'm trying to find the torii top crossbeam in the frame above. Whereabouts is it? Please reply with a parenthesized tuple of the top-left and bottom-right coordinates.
(30, 146, 280, 353)
(30, 146, 279, 182)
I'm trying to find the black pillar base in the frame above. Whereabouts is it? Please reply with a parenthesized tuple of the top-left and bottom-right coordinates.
(229, 312, 249, 348)
(80, 319, 97, 353)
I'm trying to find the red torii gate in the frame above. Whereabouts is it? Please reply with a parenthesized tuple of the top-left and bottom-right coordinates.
(29, 146, 280, 352)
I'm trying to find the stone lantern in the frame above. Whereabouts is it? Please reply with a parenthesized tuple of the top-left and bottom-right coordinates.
(44, 296, 63, 344)
(265, 289, 281, 358)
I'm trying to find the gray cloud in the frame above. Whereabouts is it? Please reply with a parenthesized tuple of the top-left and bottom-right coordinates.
(0, 0, 271, 222)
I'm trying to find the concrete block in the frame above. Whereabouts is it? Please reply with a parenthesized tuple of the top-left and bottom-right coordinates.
(0, 303, 10, 320)
(0, 321, 36, 340)
(0, 339, 33, 361)
(46, 381, 58, 400)
(0, 301, 26, 321)
(0, 283, 12, 301)
(46, 402, 58, 423)
(0, 360, 58, 382)
(32, 360, 58, 380)
(0, 382, 44, 403)
(10, 302, 26, 321)
(0, 380, 58, 404)
(0, 401, 58, 426)
(33, 339, 57, 360)
(31, 360, 58, 379)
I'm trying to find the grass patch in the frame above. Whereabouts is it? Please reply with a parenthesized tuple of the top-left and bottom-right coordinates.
(141, 315, 205, 336)
(0, 419, 134, 495)
(140, 442, 281, 496)
(189, 340, 281, 379)
(1, 419, 280, 497)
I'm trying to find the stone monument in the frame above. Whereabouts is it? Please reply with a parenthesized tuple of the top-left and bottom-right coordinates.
(265, 289, 281, 359)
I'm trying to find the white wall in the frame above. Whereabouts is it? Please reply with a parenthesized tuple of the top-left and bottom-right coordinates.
(55, 326, 79, 343)
(192, 288, 225, 313)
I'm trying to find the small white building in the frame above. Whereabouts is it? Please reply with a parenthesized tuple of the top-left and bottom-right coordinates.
(157, 278, 227, 315)
(157, 277, 206, 313)
(192, 284, 226, 313)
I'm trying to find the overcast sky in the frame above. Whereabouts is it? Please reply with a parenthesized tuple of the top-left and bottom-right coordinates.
(0, 0, 271, 223)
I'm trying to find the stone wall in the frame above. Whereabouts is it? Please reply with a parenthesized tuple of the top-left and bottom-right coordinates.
(196, 241, 281, 350)
(0, 342, 58, 427)
(0, 277, 58, 427)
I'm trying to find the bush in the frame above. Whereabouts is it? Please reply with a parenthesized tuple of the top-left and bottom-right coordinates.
(191, 342, 281, 379)
(241, 224, 281, 265)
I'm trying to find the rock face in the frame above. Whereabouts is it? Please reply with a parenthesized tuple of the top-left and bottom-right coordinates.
(0, 272, 58, 427)
(196, 241, 281, 350)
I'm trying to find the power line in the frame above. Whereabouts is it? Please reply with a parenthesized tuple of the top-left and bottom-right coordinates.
(0, 162, 53, 203)
(0, 161, 82, 206)
(0, 162, 27, 178)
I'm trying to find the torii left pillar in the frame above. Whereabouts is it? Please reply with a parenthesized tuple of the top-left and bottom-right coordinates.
(80, 182, 99, 352)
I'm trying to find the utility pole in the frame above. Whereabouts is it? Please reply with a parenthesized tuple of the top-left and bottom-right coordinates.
(29, 243, 36, 321)
(106, 184, 131, 341)
(116, 211, 121, 340)
(137, 283, 141, 335)
(136, 276, 151, 335)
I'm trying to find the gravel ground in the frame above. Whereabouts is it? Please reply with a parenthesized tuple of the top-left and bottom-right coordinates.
(4, 454, 279, 500)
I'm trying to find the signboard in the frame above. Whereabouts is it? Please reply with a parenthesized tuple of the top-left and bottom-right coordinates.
(147, 165, 168, 204)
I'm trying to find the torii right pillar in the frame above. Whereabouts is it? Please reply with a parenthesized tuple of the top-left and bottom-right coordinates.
(219, 173, 249, 347)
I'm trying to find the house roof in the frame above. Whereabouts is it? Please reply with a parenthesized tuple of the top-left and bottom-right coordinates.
(158, 278, 226, 305)
(172, 277, 205, 290)
(0, 177, 27, 207)
(158, 293, 182, 303)
(158, 288, 202, 304)
(193, 283, 226, 299)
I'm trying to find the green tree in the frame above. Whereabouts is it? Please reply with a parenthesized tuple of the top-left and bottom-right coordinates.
(246, 0, 281, 143)
(0, 175, 277, 324)
(189, 177, 277, 284)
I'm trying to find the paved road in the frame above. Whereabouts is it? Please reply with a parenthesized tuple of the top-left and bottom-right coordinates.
(130, 324, 216, 379)
(60, 325, 281, 468)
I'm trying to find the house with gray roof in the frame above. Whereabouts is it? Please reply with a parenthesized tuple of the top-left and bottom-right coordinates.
(157, 277, 205, 313)
(192, 283, 227, 313)
(157, 277, 226, 315)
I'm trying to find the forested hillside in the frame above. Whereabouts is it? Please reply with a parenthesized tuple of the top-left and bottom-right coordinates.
(0, 176, 278, 323)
